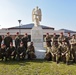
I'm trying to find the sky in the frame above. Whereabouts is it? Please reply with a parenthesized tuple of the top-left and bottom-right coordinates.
(0, 0, 76, 31)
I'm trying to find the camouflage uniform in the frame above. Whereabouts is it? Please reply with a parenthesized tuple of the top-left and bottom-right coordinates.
(6, 46, 16, 60)
(21, 34, 29, 50)
(0, 35, 2, 48)
(16, 43, 26, 60)
(51, 33, 58, 46)
(44, 33, 52, 60)
(0, 44, 6, 61)
(70, 35, 76, 63)
(50, 43, 61, 63)
(27, 42, 36, 59)
(4, 36, 13, 48)
(58, 35, 65, 46)
(61, 41, 70, 64)
(44, 34, 51, 53)
(15, 35, 21, 49)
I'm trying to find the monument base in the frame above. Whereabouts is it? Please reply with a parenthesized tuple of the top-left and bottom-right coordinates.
(31, 26, 45, 59)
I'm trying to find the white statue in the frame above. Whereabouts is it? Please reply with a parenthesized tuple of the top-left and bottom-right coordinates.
(32, 6, 42, 27)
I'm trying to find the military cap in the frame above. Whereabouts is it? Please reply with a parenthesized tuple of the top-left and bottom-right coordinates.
(10, 42, 13, 45)
(16, 32, 19, 34)
(20, 42, 23, 44)
(68, 32, 70, 34)
(25, 33, 27, 35)
(7, 32, 9, 34)
(46, 33, 49, 35)
(60, 32, 63, 34)
(31, 42, 33, 44)
(62, 40, 66, 42)
(72, 34, 75, 36)
(53, 33, 56, 35)
(1, 43, 5, 46)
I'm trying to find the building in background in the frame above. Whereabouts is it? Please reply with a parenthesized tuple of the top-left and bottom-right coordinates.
(0, 23, 76, 41)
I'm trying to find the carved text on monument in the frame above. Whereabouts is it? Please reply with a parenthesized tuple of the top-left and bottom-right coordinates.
(33, 30, 42, 37)
(32, 39, 42, 43)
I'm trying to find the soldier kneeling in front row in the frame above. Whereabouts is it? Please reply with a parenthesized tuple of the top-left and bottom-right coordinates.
(44, 47, 52, 61)
(51, 42, 61, 64)
(6, 42, 16, 60)
(61, 40, 70, 65)
(27, 42, 36, 60)
(16, 42, 26, 61)
(0, 44, 6, 61)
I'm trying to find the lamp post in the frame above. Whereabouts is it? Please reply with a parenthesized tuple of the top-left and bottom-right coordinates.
(18, 20, 21, 35)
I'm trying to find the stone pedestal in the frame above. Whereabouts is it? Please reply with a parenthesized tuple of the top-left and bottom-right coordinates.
(31, 26, 46, 59)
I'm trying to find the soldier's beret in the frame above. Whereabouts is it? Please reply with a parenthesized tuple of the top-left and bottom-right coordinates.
(16, 32, 19, 34)
(46, 33, 49, 35)
(53, 33, 56, 35)
(60, 32, 63, 34)
(25, 33, 27, 35)
(10, 42, 13, 45)
(68, 32, 70, 34)
(1, 44, 5, 46)
(31, 42, 33, 44)
(20, 42, 23, 44)
(7, 32, 9, 34)
(62, 40, 66, 42)
(73, 34, 75, 36)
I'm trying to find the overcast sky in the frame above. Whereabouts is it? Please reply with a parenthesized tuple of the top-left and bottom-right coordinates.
(0, 0, 76, 31)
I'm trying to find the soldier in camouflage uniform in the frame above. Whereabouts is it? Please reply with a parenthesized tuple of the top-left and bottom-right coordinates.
(15, 32, 21, 49)
(44, 33, 51, 52)
(0, 35, 2, 48)
(61, 40, 70, 65)
(6, 42, 16, 60)
(27, 42, 36, 59)
(66, 32, 72, 60)
(58, 32, 65, 46)
(44, 33, 52, 60)
(51, 33, 58, 45)
(4, 32, 13, 48)
(0, 44, 6, 61)
(70, 35, 76, 63)
(50, 40, 61, 63)
(16, 42, 26, 61)
(21, 33, 29, 50)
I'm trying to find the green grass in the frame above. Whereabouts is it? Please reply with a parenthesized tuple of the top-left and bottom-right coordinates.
(0, 59, 76, 75)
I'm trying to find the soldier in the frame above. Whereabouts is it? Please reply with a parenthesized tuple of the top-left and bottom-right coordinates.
(4, 32, 13, 48)
(66, 32, 71, 45)
(27, 42, 36, 59)
(61, 40, 70, 65)
(66, 32, 72, 60)
(44, 33, 52, 60)
(44, 33, 51, 52)
(6, 42, 16, 60)
(0, 44, 6, 61)
(58, 32, 65, 46)
(15, 32, 21, 49)
(0, 35, 2, 48)
(50, 41, 61, 64)
(17, 42, 26, 61)
(51, 33, 58, 45)
(45, 46, 52, 61)
(21, 33, 29, 50)
(70, 35, 76, 63)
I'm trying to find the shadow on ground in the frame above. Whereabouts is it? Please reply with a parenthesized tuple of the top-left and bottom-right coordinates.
(0, 59, 52, 65)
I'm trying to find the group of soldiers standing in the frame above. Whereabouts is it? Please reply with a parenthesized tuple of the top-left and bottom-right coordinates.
(45, 32, 76, 65)
(0, 32, 36, 61)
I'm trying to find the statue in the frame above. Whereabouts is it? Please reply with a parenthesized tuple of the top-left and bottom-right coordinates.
(32, 6, 42, 27)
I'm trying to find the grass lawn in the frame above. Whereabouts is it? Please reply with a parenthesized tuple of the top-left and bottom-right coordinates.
(0, 59, 76, 75)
